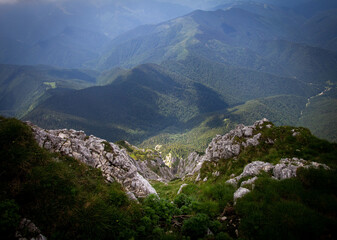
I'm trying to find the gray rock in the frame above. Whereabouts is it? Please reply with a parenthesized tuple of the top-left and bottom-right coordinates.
(226, 161, 273, 186)
(234, 187, 251, 202)
(228, 158, 330, 201)
(273, 158, 329, 180)
(177, 184, 188, 195)
(15, 218, 47, 240)
(176, 119, 271, 177)
(27, 123, 157, 198)
(126, 191, 138, 201)
(241, 176, 258, 187)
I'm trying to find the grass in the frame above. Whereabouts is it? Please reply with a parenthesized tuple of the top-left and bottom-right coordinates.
(236, 168, 337, 240)
(1, 116, 336, 240)
(0, 117, 141, 239)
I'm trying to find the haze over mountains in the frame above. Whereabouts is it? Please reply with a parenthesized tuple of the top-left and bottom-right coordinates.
(1, 0, 337, 151)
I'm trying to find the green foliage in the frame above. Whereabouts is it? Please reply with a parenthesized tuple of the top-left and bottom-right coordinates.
(0, 199, 20, 239)
(236, 169, 337, 240)
(151, 179, 185, 200)
(174, 193, 192, 209)
(116, 140, 161, 161)
(1, 116, 337, 240)
(102, 141, 114, 153)
(202, 182, 235, 211)
(298, 89, 337, 142)
(0, 65, 95, 118)
(182, 213, 210, 239)
(0, 117, 142, 240)
(211, 124, 337, 180)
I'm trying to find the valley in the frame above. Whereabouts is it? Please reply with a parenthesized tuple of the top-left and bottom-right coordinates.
(0, 0, 336, 239)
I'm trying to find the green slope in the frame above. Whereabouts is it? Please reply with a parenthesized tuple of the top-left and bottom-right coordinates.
(1, 116, 336, 240)
(0, 64, 97, 118)
(298, 85, 337, 142)
(24, 64, 227, 143)
(163, 55, 314, 105)
(140, 95, 309, 157)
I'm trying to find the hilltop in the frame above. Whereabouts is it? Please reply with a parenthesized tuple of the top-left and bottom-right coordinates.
(1, 117, 336, 239)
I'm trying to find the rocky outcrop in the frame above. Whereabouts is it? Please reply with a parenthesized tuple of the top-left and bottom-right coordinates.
(273, 158, 329, 180)
(228, 158, 330, 202)
(118, 141, 174, 182)
(205, 119, 271, 162)
(27, 123, 157, 198)
(177, 119, 272, 178)
(15, 218, 47, 240)
(176, 152, 204, 178)
(136, 158, 174, 182)
(177, 184, 188, 195)
(233, 187, 251, 202)
(226, 161, 274, 187)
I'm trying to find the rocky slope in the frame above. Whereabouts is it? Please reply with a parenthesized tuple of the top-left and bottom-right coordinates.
(174, 118, 331, 203)
(176, 118, 272, 178)
(27, 118, 333, 202)
(27, 122, 160, 199)
(227, 158, 329, 202)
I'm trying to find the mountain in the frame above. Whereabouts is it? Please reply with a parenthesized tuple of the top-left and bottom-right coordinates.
(97, 3, 337, 85)
(298, 84, 337, 141)
(24, 63, 227, 143)
(163, 55, 314, 105)
(1, 117, 336, 239)
(97, 6, 301, 70)
(0, 0, 192, 68)
(0, 64, 97, 118)
(301, 8, 337, 52)
(19, 1, 337, 144)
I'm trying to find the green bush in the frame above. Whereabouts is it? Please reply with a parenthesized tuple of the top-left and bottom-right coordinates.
(174, 193, 192, 209)
(182, 213, 210, 239)
(236, 169, 337, 240)
(0, 199, 20, 239)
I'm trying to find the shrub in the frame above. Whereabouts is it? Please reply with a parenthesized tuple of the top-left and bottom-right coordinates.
(174, 193, 192, 209)
(0, 199, 20, 239)
(182, 213, 210, 239)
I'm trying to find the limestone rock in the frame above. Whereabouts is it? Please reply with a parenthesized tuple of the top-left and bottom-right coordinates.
(27, 123, 157, 198)
(234, 187, 251, 202)
(176, 119, 271, 177)
(226, 161, 273, 187)
(241, 176, 258, 188)
(15, 218, 47, 240)
(228, 158, 330, 202)
(177, 184, 188, 195)
(273, 158, 329, 180)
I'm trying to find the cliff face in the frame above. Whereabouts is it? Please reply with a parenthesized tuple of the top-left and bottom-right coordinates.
(28, 123, 157, 199)
(176, 118, 272, 178)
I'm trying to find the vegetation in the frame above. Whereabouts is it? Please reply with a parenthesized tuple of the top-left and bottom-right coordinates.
(1, 1, 337, 239)
(116, 140, 161, 161)
(236, 168, 337, 240)
(0, 64, 96, 118)
(298, 85, 337, 142)
(200, 122, 337, 181)
(1, 117, 336, 239)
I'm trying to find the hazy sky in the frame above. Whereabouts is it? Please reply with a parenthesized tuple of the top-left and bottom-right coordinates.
(0, 0, 67, 3)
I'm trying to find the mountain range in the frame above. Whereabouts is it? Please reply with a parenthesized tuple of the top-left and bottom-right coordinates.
(1, 0, 337, 239)
(1, 0, 337, 148)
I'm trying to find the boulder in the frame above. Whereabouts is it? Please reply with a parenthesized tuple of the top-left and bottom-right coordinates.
(234, 187, 251, 202)
(15, 218, 47, 240)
